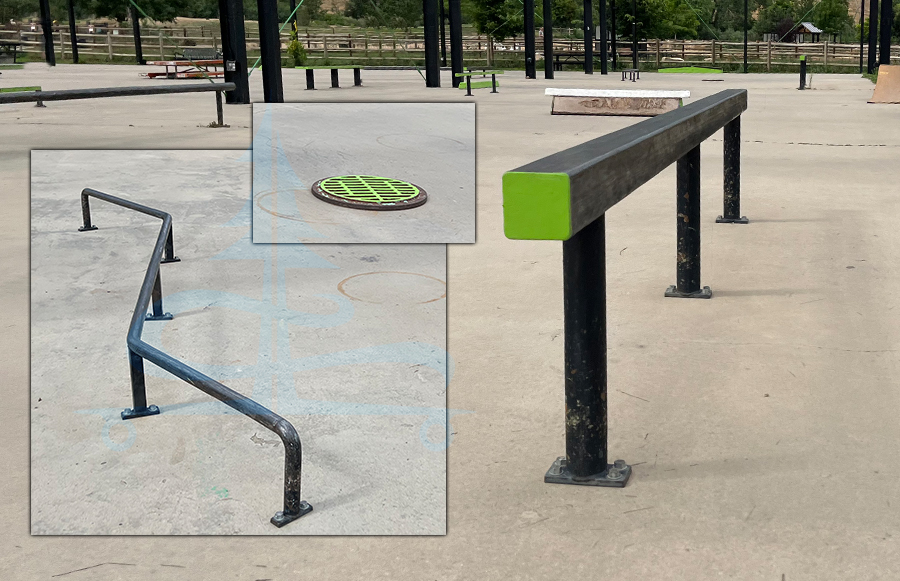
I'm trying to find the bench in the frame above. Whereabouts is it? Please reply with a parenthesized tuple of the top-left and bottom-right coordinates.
(554, 51, 590, 71)
(455, 70, 504, 96)
(621, 68, 640, 82)
(545, 89, 690, 117)
(0, 82, 235, 126)
(295, 66, 362, 89)
(0, 40, 22, 64)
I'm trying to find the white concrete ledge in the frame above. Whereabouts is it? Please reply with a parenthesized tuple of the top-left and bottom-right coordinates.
(545, 88, 690, 98)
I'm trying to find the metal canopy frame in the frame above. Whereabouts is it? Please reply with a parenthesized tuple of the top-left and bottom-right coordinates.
(78, 189, 312, 528)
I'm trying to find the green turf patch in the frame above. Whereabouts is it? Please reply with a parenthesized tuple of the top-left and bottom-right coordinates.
(0, 86, 40, 93)
(658, 66, 723, 74)
(0, 64, 25, 70)
(458, 80, 499, 90)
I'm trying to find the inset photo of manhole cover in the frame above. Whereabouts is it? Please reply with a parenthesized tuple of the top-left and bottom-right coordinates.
(311, 175, 427, 211)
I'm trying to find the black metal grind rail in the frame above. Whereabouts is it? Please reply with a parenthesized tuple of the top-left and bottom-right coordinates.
(78, 188, 312, 528)
(502, 89, 749, 488)
(0, 82, 236, 126)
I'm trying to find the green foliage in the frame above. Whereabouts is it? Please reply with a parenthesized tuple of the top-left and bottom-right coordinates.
(470, 0, 521, 42)
(344, 0, 423, 28)
(552, 0, 581, 28)
(813, 0, 852, 34)
(614, 0, 701, 40)
(287, 21, 307, 65)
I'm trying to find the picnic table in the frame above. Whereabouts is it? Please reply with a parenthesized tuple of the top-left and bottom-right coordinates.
(0, 41, 22, 64)
(143, 59, 224, 79)
(295, 66, 363, 90)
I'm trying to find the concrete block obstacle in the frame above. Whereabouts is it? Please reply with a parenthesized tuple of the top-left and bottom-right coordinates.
(545, 88, 690, 116)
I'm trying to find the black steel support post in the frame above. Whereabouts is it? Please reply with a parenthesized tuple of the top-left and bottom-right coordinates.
(543, 0, 554, 79)
(868, 0, 879, 74)
(354, 68, 362, 86)
(257, 0, 284, 102)
(215, 91, 224, 126)
(545, 215, 631, 487)
(130, 4, 144, 64)
(717, 116, 748, 224)
(631, 0, 638, 70)
(439, 0, 447, 66)
(423, 0, 441, 87)
(611, 0, 617, 69)
(599, 0, 608, 74)
(743, 0, 748, 73)
(39, 0, 56, 66)
(666, 145, 710, 299)
(583, 0, 594, 74)
(879, 0, 893, 65)
(525, 0, 536, 78)
(290, 0, 298, 29)
(860, 0, 866, 73)
(449, 0, 463, 87)
(125, 349, 158, 418)
(799, 56, 807, 89)
(305, 69, 315, 89)
(146, 271, 173, 321)
(218, 0, 250, 104)
(67, 0, 78, 64)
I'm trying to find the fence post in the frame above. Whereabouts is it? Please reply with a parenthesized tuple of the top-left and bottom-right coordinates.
(666, 145, 710, 299)
(655, 38, 660, 68)
(60, 30, 65, 59)
(107, 30, 113, 60)
(824, 40, 828, 68)
(711, 39, 716, 65)
(717, 116, 748, 224)
(544, 214, 632, 487)
(158, 30, 164, 59)
(767, 41, 772, 71)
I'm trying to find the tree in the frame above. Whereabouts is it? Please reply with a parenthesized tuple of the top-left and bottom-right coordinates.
(753, 0, 794, 35)
(88, 0, 188, 22)
(552, 0, 580, 28)
(470, 0, 521, 42)
(814, 0, 852, 34)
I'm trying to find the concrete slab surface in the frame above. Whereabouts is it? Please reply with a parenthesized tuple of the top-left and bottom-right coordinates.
(29, 150, 447, 535)
(2, 63, 900, 578)
(252, 102, 475, 243)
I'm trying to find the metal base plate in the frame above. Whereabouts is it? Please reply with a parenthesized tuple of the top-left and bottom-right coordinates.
(121, 404, 160, 420)
(78, 225, 98, 232)
(145, 312, 174, 321)
(665, 285, 712, 299)
(271, 501, 313, 527)
(160, 256, 181, 263)
(544, 457, 632, 487)
(715, 215, 749, 224)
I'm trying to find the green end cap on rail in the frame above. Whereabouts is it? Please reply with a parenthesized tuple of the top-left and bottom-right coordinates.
(502, 172, 572, 240)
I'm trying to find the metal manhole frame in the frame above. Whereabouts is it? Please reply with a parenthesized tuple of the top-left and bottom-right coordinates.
(310, 175, 428, 211)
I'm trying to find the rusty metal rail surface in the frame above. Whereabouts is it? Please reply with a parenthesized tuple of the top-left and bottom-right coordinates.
(78, 188, 312, 528)
(502, 89, 750, 488)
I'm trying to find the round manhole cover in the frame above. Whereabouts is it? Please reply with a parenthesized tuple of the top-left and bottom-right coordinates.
(311, 175, 427, 210)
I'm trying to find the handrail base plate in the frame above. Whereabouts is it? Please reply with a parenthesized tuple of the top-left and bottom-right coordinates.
(271, 501, 313, 527)
(544, 457, 631, 488)
(715, 215, 749, 224)
(78, 225, 98, 232)
(665, 285, 712, 299)
(121, 404, 160, 420)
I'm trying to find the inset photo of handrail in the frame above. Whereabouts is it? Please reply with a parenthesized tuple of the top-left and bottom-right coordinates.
(30, 150, 450, 535)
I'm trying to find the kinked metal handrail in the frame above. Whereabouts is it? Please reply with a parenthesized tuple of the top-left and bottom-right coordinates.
(78, 188, 312, 528)
(502, 89, 750, 489)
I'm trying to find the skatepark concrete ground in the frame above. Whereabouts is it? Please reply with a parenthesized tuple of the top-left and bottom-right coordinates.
(252, 102, 475, 243)
(3, 63, 900, 578)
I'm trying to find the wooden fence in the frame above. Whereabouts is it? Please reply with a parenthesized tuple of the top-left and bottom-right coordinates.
(2, 27, 897, 68)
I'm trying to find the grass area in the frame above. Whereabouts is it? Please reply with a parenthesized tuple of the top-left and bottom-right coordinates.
(0, 64, 25, 70)
(863, 69, 878, 83)
(0, 86, 40, 92)
(658, 66, 723, 73)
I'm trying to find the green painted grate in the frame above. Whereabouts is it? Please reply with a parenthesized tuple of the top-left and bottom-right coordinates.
(311, 175, 427, 210)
